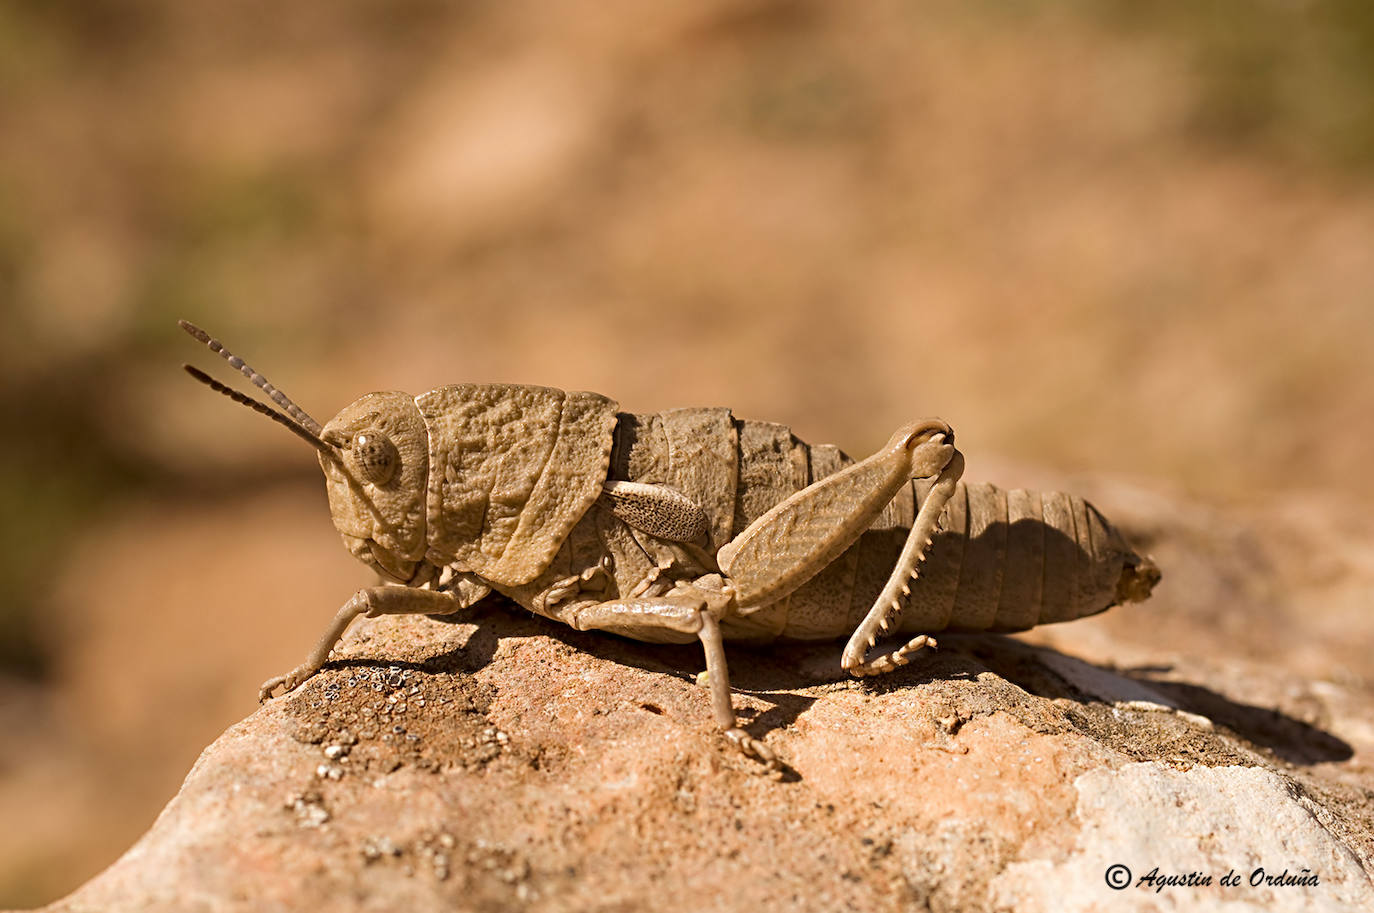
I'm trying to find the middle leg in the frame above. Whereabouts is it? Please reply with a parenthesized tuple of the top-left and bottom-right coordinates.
(563, 585, 779, 770)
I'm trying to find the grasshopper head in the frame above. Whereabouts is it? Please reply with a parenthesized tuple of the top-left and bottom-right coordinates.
(318, 393, 429, 582)
(179, 321, 429, 584)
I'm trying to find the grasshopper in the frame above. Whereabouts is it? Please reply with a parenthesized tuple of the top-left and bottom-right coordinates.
(181, 321, 1159, 768)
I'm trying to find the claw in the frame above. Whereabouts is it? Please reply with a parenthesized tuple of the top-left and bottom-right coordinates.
(849, 633, 938, 677)
(724, 728, 781, 774)
(258, 664, 316, 702)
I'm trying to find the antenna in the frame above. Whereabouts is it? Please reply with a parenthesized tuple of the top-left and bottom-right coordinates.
(178, 320, 324, 435)
(183, 364, 335, 454)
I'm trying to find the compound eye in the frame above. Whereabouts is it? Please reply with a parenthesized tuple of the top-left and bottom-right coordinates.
(352, 430, 399, 485)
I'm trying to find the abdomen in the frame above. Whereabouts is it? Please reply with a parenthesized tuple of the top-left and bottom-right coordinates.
(608, 410, 1156, 643)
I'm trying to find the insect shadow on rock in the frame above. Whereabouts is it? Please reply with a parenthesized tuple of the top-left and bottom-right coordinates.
(179, 320, 1160, 772)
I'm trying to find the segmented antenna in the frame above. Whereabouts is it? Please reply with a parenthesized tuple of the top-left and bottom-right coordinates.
(178, 320, 324, 435)
(183, 365, 333, 454)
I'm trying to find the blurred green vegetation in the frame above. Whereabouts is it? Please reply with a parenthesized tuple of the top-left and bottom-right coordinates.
(129, 169, 326, 333)
(0, 170, 326, 677)
(0, 366, 153, 677)
(1093, 0, 1374, 172)
(0, 2, 345, 680)
(0, 163, 325, 680)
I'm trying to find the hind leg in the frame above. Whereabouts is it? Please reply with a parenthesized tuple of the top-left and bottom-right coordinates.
(717, 420, 956, 610)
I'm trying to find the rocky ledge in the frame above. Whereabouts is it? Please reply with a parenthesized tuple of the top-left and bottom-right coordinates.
(35, 481, 1374, 913)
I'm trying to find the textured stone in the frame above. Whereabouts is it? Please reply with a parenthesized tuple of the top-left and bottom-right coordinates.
(994, 763, 1374, 912)
(34, 480, 1374, 913)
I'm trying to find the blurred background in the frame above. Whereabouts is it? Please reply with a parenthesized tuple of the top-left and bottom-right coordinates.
(2, 0, 1373, 905)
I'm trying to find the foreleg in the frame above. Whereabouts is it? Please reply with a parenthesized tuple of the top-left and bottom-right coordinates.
(259, 586, 460, 701)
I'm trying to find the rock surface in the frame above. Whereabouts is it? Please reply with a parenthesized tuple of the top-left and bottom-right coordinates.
(34, 479, 1374, 913)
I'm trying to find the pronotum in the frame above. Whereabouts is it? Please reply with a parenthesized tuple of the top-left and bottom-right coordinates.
(180, 321, 1159, 768)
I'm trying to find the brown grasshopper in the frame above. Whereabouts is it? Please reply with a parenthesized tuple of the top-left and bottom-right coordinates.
(181, 321, 1159, 768)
